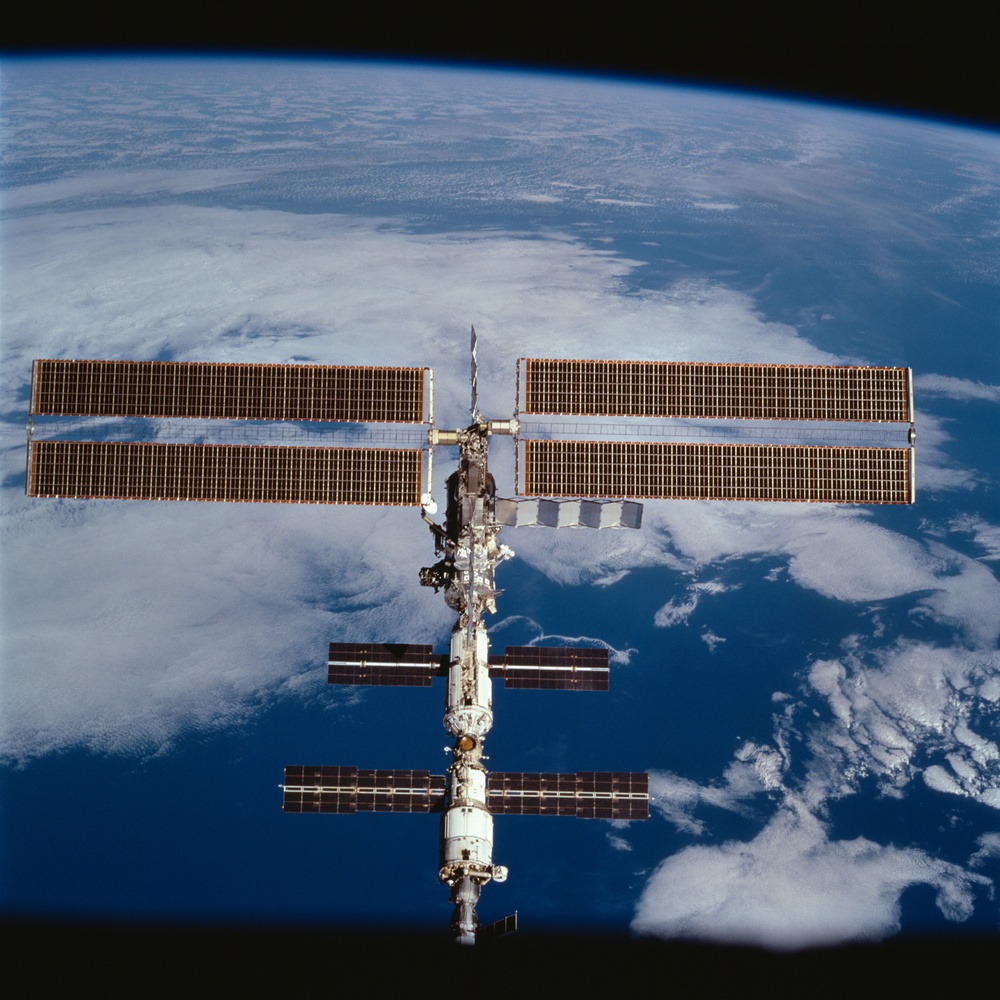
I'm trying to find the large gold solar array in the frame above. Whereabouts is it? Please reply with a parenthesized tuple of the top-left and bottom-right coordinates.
(31, 359, 427, 422)
(26, 360, 430, 506)
(28, 441, 423, 504)
(522, 359, 911, 422)
(523, 441, 912, 504)
(518, 359, 915, 505)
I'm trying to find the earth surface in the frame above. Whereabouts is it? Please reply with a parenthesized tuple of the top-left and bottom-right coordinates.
(2, 57, 999, 949)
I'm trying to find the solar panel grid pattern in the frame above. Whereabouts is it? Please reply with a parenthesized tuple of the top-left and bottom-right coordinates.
(327, 642, 443, 686)
(524, 440, 911, 504)
(487, 771, 649, 819)
(479, 914, 518, 939)
(523, 359, 910, 422)
(28, 441, 424, 505)
(31, 360, 427, 423)
(488, 646, 610, 690)
(282, 766, 446, 813)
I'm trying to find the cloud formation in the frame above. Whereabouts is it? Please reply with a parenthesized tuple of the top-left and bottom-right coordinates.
(654, 579, 736, 628)
(807, 639, 1000, 809)
(915, 374, 1000, 404)
(634, 798, 989, 949)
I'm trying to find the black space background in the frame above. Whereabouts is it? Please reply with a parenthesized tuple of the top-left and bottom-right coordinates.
(4, 3, 998, 130)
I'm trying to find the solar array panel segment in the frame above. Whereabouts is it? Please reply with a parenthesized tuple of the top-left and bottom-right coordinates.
(522, 359, 911, 422)
(487, 771, 577, 816)
(575, 771, 649, 820)
(327, 642, 444, 686)
(27, 441, 424, 505)
(523, 440, 912, 504)
(282, 766, 446, 813)
(283, 765, 360, 813)
(356, 769, 446, 813)
(31, 360, 428, 423)
(478, 914, 518, 939)
(487, 771, 649, 819)
(488, 646, 610, 690)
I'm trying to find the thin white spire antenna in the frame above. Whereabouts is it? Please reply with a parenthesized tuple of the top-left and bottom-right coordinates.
(470, 324, 482, 424)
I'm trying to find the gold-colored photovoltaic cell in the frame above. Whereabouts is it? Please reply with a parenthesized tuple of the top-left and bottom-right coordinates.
(523, 359, 911, 422)
(28, 441, 424, 505)
(31, 360, 428, 423)
(524, 440, 912, 504)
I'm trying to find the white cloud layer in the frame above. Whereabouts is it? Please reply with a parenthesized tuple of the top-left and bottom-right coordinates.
(915, 374, 1000, 404)
(4, 151, 998, 948)
(633, 616, 1000, 946)
(8, 202, 849, 759)
(633, 798, 989, 949)
(949, 515, 1000, 561)
(2, 500, 449, 759)
(806, 639, 1000, 809)
(654, 579, 736, 628)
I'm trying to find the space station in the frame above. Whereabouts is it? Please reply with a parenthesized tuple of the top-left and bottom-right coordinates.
(26, 332, 915, 943)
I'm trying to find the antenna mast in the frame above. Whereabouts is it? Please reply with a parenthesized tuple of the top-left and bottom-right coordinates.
(470, 324, 482, 424)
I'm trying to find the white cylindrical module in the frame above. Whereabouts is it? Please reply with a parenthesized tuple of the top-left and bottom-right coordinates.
(451, 757, 488, 802)
(439, 736, 507, 890)
(440, 801, 495, 870)
(487, 418, 517, 436)
(444, 623, 493, 737)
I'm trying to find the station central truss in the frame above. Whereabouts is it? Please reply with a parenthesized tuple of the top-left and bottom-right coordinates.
(26, 332, 915, 943)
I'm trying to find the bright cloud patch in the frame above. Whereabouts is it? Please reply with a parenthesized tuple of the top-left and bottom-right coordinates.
(950, 515, 1000, 561)
(655, 596, 699, 627)
(607, 833, 633, 851)
(632, 800, 987, 949)
(1, 501, 449, 760)
(700, 629, 726, 651)
(654, 579, 736, 628)
(648, 743, 785, 835)
(806, 640, 1000, 809)
(915, 374, 1000, 403)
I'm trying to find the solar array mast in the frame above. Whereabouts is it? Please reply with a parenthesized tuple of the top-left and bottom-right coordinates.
(26, 329, 915, 943)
